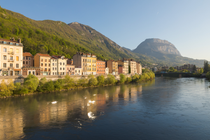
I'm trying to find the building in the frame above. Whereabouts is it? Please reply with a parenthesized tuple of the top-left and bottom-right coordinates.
(96, 60, 105, 75)
(106, 60, 118, 75)
(105, 67, 109, 75)
(129, 59, 137, 74)
(23, 52, 33, 67)
(73, 52, 97, 75)
(117, 59, 129, 74)
(50, 56, 58, 75)
(0, 38, 23, 76)
(75, 67, 82, 75)
(34, 53, 51, 75)
(136, 62, 142, 75)
(66, 64, 75, 75)
(51, 55, 67, 75)
(118, 65, 124, 74)
(22, 67, 40, 76)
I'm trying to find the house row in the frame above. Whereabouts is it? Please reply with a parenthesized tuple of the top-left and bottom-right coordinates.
(0, 38, 142, 76)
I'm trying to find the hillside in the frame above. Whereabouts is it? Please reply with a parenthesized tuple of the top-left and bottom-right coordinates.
(0, 7, 153, 66)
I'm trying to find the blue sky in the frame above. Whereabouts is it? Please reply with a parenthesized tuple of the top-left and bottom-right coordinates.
(1, 0, 210, 60)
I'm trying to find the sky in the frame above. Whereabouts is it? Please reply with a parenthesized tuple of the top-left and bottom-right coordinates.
(1, 0, 210, 60)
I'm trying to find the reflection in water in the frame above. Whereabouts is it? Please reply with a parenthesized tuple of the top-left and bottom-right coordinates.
(0, 82, 143, 140)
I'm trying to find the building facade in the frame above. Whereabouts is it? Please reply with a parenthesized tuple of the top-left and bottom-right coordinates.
(75, 68, 82, 75)
(96, 60, 105, 75)
(0, 38, 23, 76)
(117, 59, 129, 74)
(136, 62, 142, 75)
(23, 52, 33, 67)
(66, 64, 75, 75)
(51, 55, 67, 75)
(129, 60, 137, 74)
(106, 60, 118, 75)
(34, 53, 51, 75)
(73, 52, 97, 75)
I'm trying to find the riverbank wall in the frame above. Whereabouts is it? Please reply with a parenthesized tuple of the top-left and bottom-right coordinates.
(0, 74, 133, 84)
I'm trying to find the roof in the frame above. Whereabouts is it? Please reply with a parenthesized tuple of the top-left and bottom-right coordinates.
(23, 52, 33, 57)
(35, 53, 51, 57)
(97, 60, 105, 62)
(51, 55, 68, 59)
(0, 38, 18, 43)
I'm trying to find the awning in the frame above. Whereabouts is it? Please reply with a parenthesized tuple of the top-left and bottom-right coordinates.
(14, 69, 21, 71)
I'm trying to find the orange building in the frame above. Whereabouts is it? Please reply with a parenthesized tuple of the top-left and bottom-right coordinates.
(96, 60, 105, 75)
(34, 53, 51, 75)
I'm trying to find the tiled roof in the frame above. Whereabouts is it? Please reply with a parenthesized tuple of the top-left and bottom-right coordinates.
(0, 38, 18, 43)
(23, 52, 33, 57)
(36, 53, 51, 57)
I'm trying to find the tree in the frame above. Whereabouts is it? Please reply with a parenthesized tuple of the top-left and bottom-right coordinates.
(120, 74, 126, 84)
(204, 61, 209, 73)
(168, 67, 177, 72)
(192, 65, 196, 73)
(97, 75, 105, 86)
(24, 74, 39, 93)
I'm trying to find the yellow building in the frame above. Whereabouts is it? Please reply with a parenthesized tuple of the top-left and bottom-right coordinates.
(34, 53, 51, 75)
(73, 52, 97, 75)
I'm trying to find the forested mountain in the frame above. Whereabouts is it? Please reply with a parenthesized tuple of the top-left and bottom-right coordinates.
(0, 7, 206, 67)
(0, 6, 152, 66)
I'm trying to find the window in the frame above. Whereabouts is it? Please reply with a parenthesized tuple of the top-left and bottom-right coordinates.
(55, 68, 57, 70)
(60, 62, 62, 65)
(53, 68, 54, 70)
(63, 68, 65, 70)
(45, 68, 47, 71)
(45, 59, 47, 62)
(45, 63, 47, 66)
(29, 61, 30, 65)
(41, 59, 43, 62)
(3, 48, 7, 52)
(63, 62, 65, 65)
(23, 56, 25, 60)
(10, 63, 13, 67)
(63, 72, 65, 75)
(16, 64, 19, 68)
(60, 68, 62, 70)
(49, 59, 50, 62)
(16, 56, 19, 61)
(3, 55, 7, 60)
(23, 61, 25, 64)
(26, 61, 28, 64)
(29, 57, 30, 60)
(53, 63, 54, 66)
(3, 63, 6, 68)
(10, 48, 13, 53)
(53, 72, 54, 75)
(41, 63, 43, 66)
(49, 68, 50, 71)
(16, 49, 19, 53)
(49, 64, 50, 67)
(10, 56, 13, 60)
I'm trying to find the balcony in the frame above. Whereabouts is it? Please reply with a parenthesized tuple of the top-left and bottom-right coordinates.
(8, 52, 14, 55)
(8, 59, 14, 62)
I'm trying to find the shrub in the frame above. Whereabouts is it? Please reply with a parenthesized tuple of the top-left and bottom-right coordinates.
(37, 77, 47, 92)
(106, 74, 116, 85)
(97, 75, 105, 86)
(44, 80, 55, 92)
(126, 77, 132, 83)
(132, 74, 139, 82)
(13, 82, 22, 95)
(24, 74, 39, 92)
(206, 71, 210, 80)
(89, 77, 98, 86)
(77, 78, 88, 87)
(64, 75, 75, 89)
(0, 80, 12, 97)
(120, 74, 126, 84)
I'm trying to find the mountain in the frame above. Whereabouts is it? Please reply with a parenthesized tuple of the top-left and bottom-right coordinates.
(133, 38, 205, 67)
(0, 6, 153, 66)
(0, 7, 206, 67)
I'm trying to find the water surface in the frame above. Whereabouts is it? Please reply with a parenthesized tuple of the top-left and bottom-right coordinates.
(0, 77, 210, 140)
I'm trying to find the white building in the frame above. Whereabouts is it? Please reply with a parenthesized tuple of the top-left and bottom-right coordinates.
(50, 57, 58, 75)
(51, 55, 67, 75)
(0, 38, 23, 76)
(75, 68, 82, 75)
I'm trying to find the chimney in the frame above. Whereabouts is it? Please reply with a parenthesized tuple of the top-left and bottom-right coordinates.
(18, 38, 21, 43)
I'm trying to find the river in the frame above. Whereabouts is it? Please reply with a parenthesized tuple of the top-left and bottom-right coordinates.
(0, 77, 210, 140)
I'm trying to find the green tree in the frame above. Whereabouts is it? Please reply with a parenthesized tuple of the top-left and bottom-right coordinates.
(88, 77, 98, 86)
(204, 61, 209, 73)
(23, 74, 39, 93)
(120, 74, 126, 84)
(168, 67, 177, 72)
(97, 75, 105, 86)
